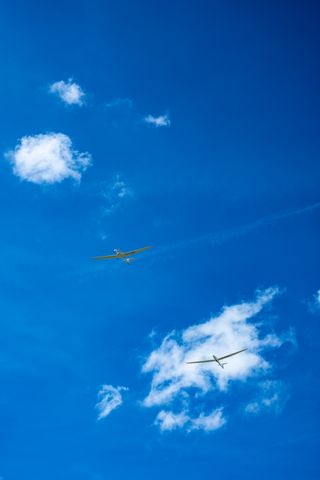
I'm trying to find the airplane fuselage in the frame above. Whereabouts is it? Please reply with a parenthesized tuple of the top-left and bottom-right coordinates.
(113, 249, 134, 263)
(114, 249, 127, 258)
(213, 355, 225, 369)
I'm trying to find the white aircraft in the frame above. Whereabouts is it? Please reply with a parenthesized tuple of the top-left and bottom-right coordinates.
(92, 246, 153, 264)
(186, 348, 247, 369)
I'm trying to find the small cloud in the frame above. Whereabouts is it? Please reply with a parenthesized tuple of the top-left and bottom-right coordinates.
(98, 232, 109, 241)
(101, 175, 133, 215)
(6, 133, 91, 184)
(148, 329, 157, 340)
(49, 79, 85, 106)
(95, 384, 129, 420)
(155, 408, 226, 433)
(245, 380, 289, 415)
(189, 408, 226, 432)
(144, 113, 171, 128)
(105, 98, 133, 109)
(155, 410, 189, 431)
(308, 289, 320, 313)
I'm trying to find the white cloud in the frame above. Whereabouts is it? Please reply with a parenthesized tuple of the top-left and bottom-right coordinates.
(309, 289, 320, 312)
(143, 288, 283, 407)
(142, 288, 293, 432)
(7, 133, 91, 184)
(155, 410, 189, 431)
(95, 385, 129, 420)
(101, 175, 133, 215)
(49, 79, 85, 106)
(155, 408, 226, 433)
(245, 380, 289, 415)
(189, 408, 226, 432)
(144, 114, 170, 128)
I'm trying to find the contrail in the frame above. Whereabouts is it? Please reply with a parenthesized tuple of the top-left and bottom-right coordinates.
(148, 201, 320, 258)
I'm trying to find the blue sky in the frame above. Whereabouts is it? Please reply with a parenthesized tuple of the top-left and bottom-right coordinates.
(0, 1, 320, 478)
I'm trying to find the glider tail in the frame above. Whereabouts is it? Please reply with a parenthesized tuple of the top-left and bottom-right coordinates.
(213, 355, 227, 369)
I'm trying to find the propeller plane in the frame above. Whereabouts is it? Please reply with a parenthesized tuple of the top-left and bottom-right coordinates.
(92, 246, 153, 264)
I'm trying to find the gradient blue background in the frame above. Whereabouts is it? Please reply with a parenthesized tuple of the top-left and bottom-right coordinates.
(0, 1, 319, 479)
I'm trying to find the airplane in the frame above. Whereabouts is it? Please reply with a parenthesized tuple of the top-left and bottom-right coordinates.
(186, 348, 247, 369)
(92, 246, 153, 264)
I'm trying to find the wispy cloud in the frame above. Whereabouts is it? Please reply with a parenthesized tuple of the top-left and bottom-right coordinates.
(308, 289, 320, 313)
(144, 113, 171, 128)
(101, 175, 133, 215)
(190, 408, 226, 432)
(49, 79, 85, 106)
(245, 380, 290, 415)
(103, 98, 137, 128)
(105, 98, 133, 109)
(6, 133, 91, 184)
(155, 408, 225, 432)
(103, 100, 171, 129)
(142, 288, 293, 432)
(150, 201, 320, 260)
(155, 410, 189, 431)
(95, 385, 129, 420)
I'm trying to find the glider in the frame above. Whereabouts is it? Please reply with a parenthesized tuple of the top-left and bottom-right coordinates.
(186, 348, 247, 369)
(92, 246, 153, 264)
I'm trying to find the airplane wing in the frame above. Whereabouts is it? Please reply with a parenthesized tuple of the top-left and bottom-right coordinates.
(186, 359, 215, 364)
(217, 348, 247, 361)
(92, 255, 117, 260)
(124, 246, 153, 256)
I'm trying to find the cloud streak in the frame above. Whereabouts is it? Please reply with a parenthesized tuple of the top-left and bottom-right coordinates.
(149, 201, 320, 259)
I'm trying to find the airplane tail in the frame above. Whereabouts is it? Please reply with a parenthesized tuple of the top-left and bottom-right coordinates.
(213, 355, 228, 369)
(124, 257, 135, 265)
